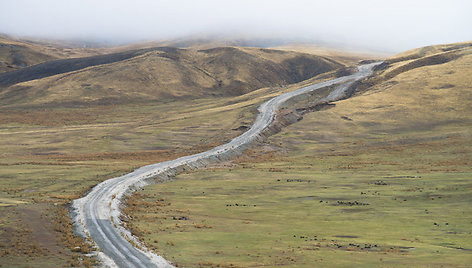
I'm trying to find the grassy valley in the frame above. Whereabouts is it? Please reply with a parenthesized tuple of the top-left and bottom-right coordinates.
(0, 35, 355, 267)
(126, 42, 472, 267)
(1, 32, 470, 267)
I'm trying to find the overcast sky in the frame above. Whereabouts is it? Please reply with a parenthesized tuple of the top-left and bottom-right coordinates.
(0, 0, 471, 53)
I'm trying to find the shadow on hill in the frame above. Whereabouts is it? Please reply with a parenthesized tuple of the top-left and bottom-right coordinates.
(0, 47, 179, 87)
(374, 51, 464, 80)
(0, 46, 345, 108)
(353, 42, 471, 95)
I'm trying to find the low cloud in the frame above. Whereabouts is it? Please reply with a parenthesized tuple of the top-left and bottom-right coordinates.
(1, 0, 471, 52)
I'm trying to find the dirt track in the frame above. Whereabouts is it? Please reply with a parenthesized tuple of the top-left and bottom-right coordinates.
(71, 62, 381, 267)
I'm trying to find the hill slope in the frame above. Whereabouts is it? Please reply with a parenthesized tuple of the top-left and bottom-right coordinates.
(0, 35, 110, 73)
(0, 46, 343, 107)
(0, 43, 350, 267)
(0, 35, 60, 73)
(125, 41, 472, 267)
(0, 47, 172, 87)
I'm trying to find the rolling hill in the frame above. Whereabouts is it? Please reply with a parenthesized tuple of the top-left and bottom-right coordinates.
(2, 34, 470, 267)
(0, 45, 344, 107)
(0, 37, 356, 267)
(0, 35, 60, 73)
(0, 34, 113, 73)
(125, 41, 472, 267)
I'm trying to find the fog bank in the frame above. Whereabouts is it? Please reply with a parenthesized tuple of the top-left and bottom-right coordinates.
(1, 0, 471, 52)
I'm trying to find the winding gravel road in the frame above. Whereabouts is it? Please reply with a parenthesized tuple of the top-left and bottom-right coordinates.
(72, 62, 381, 267)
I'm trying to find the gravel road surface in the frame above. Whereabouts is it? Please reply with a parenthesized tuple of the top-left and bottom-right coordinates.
(72, 62, 381, 267)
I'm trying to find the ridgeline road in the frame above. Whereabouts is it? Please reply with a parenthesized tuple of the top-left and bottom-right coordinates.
(72, 62, 381, 267)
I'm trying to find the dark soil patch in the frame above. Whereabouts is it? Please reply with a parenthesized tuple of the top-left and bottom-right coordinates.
(334, 235, 360, 238)
(432, 84, 455, 90)
(232, 125, 249, 131)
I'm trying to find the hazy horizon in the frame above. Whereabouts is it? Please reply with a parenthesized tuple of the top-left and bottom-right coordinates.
(1, 0, 471, 53)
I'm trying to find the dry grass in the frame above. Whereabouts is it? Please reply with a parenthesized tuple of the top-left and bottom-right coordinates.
(388, 41, 472, 62)
(126, 42, 472, 267)
(271, 44, 388, 65)
(0, 54, 345, 266)
(0, 36, 60, 73)
(8, 37, 468, 267)
(0, 34, 114, 73)
(0, 45, 343, 108)
(0, 202, 96, 267)
(0, 34, 361, 266)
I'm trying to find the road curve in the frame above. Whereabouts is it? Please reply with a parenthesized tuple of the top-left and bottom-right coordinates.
(72, 62, 381, 267)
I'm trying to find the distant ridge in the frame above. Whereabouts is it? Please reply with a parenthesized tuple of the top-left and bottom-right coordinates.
(0, 47, 174, 87)
(0, 45, 344, 107)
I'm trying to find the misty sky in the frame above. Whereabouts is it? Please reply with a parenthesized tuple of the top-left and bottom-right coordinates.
(1, 0, 471, 52)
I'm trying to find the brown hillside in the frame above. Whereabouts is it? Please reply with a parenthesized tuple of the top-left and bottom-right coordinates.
(271, 43, 388, 65)
(0, 36, 59, 73)
(388, 41, 472, 63)
(121, 41, 472, 267)
(0, 46, 343, 107)
(353, 41, 472, 95)
(0, 35, 110, 73)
